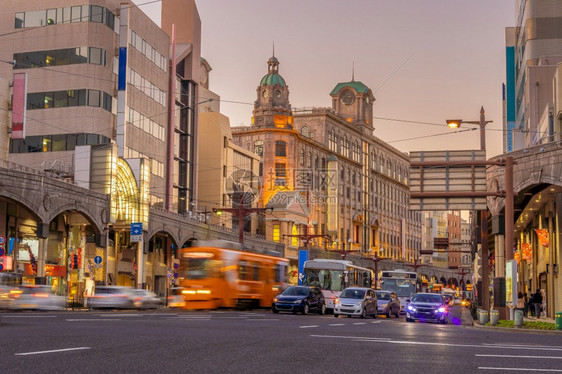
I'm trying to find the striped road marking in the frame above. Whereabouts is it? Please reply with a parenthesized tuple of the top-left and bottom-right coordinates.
(16, 347, 90, 356)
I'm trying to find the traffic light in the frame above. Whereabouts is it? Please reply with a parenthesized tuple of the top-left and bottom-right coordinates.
(466, 284, 473, 291)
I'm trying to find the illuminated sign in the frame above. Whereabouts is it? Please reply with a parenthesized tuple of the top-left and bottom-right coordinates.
(12, 73, 27, 139)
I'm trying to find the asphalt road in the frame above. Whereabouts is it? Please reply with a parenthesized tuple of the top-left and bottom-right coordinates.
(1, 306, 561, 374)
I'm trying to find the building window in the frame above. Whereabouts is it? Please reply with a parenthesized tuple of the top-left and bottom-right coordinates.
(275, 163, 286, 177)
(275, 141, 286, 157)
(354, 225, 360, 243)
(27, 89, 111, 112)
(299, 149, 305, 165)
(254, 140, 263, 156)
(301, 126, 309, 138)
(328, 129, 337, 151)
(273, 224, 280, 242)
(291, 224, 299, 247)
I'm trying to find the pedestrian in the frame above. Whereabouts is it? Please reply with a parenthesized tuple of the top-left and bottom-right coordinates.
(531, 289, 542, 318)
(523, 292, 529, 317)
(516, 291, 524, 312)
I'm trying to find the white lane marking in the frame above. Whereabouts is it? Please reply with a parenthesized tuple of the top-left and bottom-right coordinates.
(310, 335, 390, 341)
(166, 318, 211, 321)
(299, 325, 319, 329)
(66, 319, 122, 322)
(16, 347, 90, 356)
(98, 314, 140, 317)
(476, 355, 562, 360)
(353, 322, 366, 325)
(371, 321, 381, 324)
(486, 343, 562, 349)
(310, 335, 562, 351)
(245, 318, 279, 321)
(329, 324, 345, 326)
(2, 315, 57, 318)
(478, 368, 562, 372)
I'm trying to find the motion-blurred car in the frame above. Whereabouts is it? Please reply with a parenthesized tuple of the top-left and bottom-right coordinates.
(87, 286, 136, 309)
(272, 286, 326, 315)
(406, 292, 449, 324)
(167, 287, 186, 308)
(0, 285, 16, 310)
(11, 285, 65, 311)
(131, 289, 161, 309)
(334, 287, 377, 318)
(375, 290, 400, 318)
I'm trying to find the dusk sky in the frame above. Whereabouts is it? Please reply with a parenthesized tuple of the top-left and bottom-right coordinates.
(136, 0, 516, 158)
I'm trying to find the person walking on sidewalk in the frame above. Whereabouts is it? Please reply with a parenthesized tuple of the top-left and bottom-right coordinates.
(531, 289, 542, 318)
(516, 292, 524, 313)
(523, 292, 529, 317)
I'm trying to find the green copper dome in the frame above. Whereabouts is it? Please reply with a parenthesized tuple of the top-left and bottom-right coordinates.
(260, 73, 286, 87)
(330, 81, 369, 95)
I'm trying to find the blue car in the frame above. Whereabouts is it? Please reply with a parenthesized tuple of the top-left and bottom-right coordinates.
(406, 293, 449, 324)
(272, 286, 326, 315)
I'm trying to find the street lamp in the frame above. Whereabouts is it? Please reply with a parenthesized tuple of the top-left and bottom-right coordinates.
(445, 106, 492, 152)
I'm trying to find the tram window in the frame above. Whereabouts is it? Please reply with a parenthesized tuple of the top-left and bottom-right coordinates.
(239, 261, 247, 280)
(253, 264, 260, 281)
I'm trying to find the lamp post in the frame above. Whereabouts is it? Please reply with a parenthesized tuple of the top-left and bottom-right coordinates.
(446, 107, 493, 312)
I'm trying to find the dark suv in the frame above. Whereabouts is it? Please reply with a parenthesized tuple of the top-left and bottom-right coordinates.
(406, 292, 449, 324)
(272, 286, 326, 315)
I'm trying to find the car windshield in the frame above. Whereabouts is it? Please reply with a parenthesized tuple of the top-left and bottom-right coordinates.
(411, 294, 443, 303)
(340, 289, 365, 299)
(375, 292, 390, 300)
(281, 287, 309, 296)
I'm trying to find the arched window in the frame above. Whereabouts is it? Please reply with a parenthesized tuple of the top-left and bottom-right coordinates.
(275, 140, 286, 157)
(328, 129, 337, 151)
(352, 141, 360, 162)
(301, 126, 309, 138)
(254, 140, 263, 156)
(341, 136, 349, 158)
(307, 152, 312, 168)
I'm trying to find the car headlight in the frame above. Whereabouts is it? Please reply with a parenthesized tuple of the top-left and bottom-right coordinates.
(407, 305, 416, 312)
(334, 298, 339, 305)
(381, 303, 388, 308)
(355, 301, 363, 307)
(273, 298, 278, 303)
(438, 307, 446, 313)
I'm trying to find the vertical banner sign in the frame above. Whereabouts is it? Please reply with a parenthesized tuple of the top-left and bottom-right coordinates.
(298, 249, 309, 286)
(12, 73, 27, 139)
(534, 229, 549, 247)
(505, 259, 517, 307)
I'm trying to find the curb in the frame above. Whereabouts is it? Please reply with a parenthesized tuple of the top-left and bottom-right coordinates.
(472, 320, 562, 335)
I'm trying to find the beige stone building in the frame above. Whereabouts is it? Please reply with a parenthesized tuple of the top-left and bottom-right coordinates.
(233, 55, 423, 271)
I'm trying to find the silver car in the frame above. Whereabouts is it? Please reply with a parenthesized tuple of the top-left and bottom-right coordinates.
(375, 290, 400, 318)
(130, 289, 161, 309)
(334, 287, 378, 318)
(87, 286, 136, 309)
(11, 285, 65, 311)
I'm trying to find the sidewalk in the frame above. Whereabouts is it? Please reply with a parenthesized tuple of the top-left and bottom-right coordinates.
(471, 312, 561, 334)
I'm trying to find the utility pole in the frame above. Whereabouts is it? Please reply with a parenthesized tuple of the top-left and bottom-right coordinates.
(283, 224, 330, 250)
(212, 194, 271, 245)
(369, 254, 389, 289)
(197, 206, 213, 224)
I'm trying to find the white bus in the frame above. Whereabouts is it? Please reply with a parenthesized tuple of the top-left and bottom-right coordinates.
(380, 269, 418, 313)
(302, 259, 373, 310)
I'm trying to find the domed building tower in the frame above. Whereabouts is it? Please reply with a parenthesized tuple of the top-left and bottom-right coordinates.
(252, 55, 293, 129)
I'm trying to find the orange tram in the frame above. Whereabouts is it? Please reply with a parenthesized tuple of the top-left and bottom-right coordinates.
(176, 244, 289, 309)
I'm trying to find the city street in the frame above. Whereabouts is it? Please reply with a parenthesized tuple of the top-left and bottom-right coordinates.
(1, 306, 561, 373)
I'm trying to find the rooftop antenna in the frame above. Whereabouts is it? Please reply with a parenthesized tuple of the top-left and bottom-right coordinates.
(352, 61, 355, 81)
(272, 41, 275, 57)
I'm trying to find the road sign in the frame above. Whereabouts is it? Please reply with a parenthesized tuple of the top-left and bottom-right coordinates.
(0, 248, 4, 256)
(0, 264, 3, 272)
(130, 222, 143, 242)
(0, 235, 5, 246)
(94, 256, 102, 264)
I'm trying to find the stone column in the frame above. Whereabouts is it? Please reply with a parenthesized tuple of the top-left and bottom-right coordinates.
(495, 234, 505, 278)
(36, 222, 49, 280)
